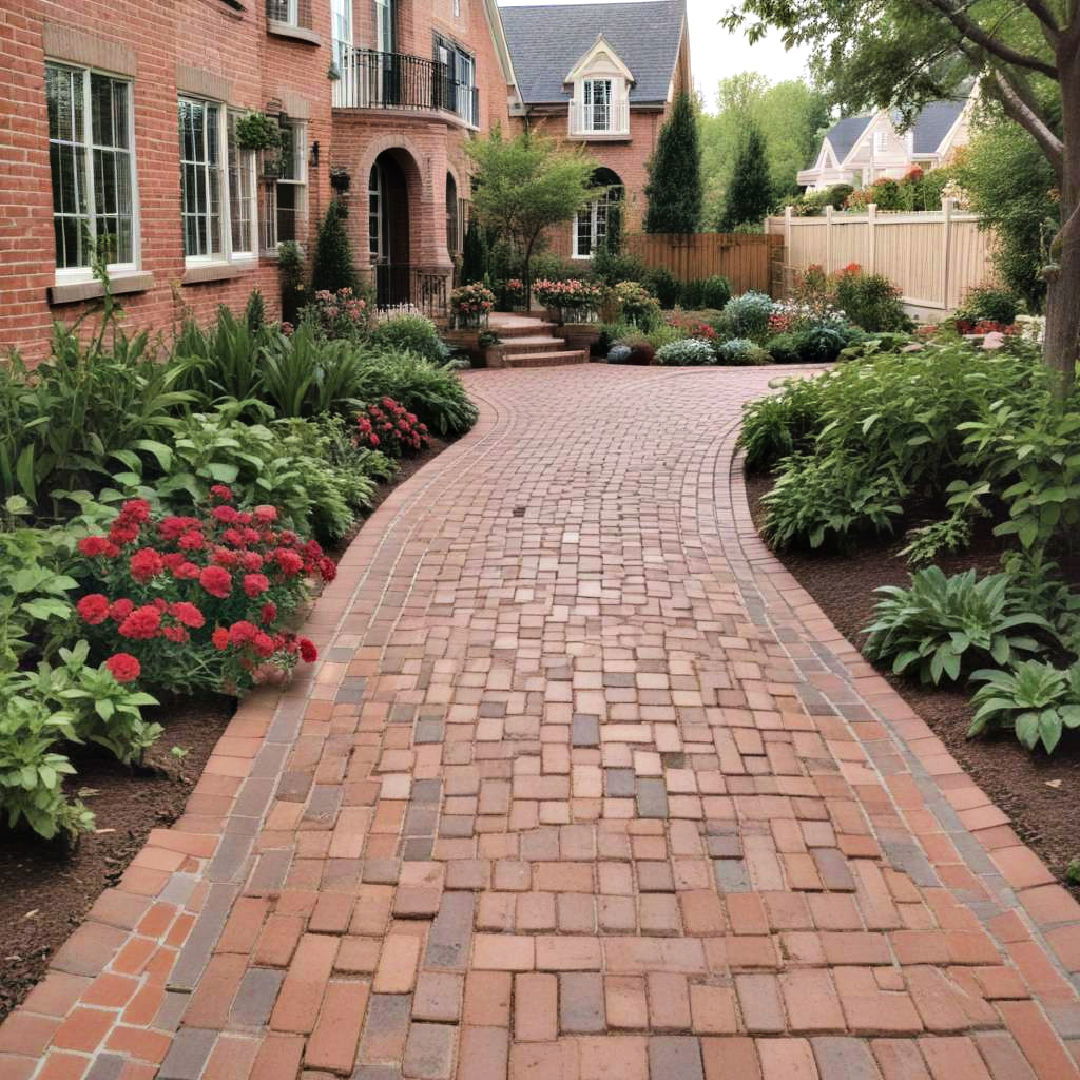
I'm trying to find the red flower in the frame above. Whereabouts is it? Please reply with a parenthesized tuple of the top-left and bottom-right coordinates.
(169, 601, 206, 629)
(253, 631, 276, 658)
(319, 557, 337, 582)
(105, 653, 141, 683)
(199, 565, 233, 598)
(76, 594, 111, 625)
(130, 547, 164, 583)
(253, 505, 278, 523)
(243, 573, 270, 597)
(109, 598, 135, 620)
(77, 535, 119, 558)
(162, 624, 190, 643)
(178, 531, 206, 551)
(210, 484, 234, 502)
(212, 627, 230, 651)
(118, 604, 161, 640)
(119, 499, 152, 523)
(173, 560, 200, 580)
(274, 549, 305, 576)
(240, 551, 264, 571)
(212, 504, 239, 524)
(109, 520, 140, 545)
(212, 547, 238, 567)
(159, 516, 200, 541)
(260, 601, 278, 624)
(299, 638, 318, 663)
(228, 620, 258, 644)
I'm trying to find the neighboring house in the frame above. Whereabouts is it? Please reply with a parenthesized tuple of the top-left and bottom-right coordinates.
(796, 97, 973, 192)
(499, 0, 691, 260)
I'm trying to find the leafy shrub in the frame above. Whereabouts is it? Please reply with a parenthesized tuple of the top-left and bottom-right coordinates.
(355, 399, 431, 456)
(739, 376, 826, 472)
(766, 333, 801, 365)
(722, 292, 775, 342)
(715, 338, 770, 365)
(969, 660, 1080, 754)
(606, 344, 633, 365)
(863, 567, 1047, 684)
(655, 339, 716, 366)
(301, 287, 373, 342)
(698, 276, 732, 310)
(831, 265, 912, 333)
(311, 198, 359, 294)
(645, 267, 681, 309)
(591, 250, 649, 288)
(613, 333, 656, 365)
(613, 282, 661, 330)
(369, 314, 449, 365)
(173, 305, 275, 409)
(71, 495, 327, 694)
(791, 325, 853, 363)
(955, 285, 1021, 328)
(354, 352, 477, 436)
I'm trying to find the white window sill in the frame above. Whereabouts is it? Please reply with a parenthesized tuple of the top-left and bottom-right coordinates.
(267, 19, 323, 45)
(182, 260, 255, 285)
(49, 270, 154, 306)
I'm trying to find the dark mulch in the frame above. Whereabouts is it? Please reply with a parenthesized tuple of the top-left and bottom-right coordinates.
(0, 436, 450, 1022)
(746, 473, 1080, 898)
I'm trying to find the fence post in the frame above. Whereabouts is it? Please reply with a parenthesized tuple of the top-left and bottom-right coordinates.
(940, 196, 953, 310)
(825, 205, 834, 272)
(867, 203, 877, 275)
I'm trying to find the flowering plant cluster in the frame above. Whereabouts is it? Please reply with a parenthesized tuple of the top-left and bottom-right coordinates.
(768, 300, 849, 335)
(355, 398, 431, 456)
(533, 278, 605, 310)
(72, 494, 325, 694)
(302, 287, 371, 340)
(502, 279, 526, 303)
(954, 320, 1021, 336)
(449, 283, 495, 316)
(611, 281, 660, 328)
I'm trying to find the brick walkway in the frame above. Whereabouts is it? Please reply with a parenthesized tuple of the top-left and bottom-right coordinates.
(5, 365, 1080, 1079)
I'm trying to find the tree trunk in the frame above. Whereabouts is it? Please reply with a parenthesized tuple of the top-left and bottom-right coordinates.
(1043, 40, 1080, 394)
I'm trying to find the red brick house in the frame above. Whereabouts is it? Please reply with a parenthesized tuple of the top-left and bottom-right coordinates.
(498, 0, 690, 261)
(0, 0, 684, 357)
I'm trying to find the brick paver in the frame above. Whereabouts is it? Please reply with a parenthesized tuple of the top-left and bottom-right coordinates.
(5, 365, 1080, 1078)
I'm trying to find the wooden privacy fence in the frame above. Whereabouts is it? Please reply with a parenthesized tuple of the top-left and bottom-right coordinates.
(765, 201, 996, 314)
(625, 232, 784, 295)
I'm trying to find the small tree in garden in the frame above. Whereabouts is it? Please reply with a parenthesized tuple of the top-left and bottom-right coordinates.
(644, 92, 702, 233)
(465, 127, 597, 300)
(311, 198, 359, 294)
(719, 123, 773, 231)
(460, 217, 489, 284)
(723, 0, 1080, 392)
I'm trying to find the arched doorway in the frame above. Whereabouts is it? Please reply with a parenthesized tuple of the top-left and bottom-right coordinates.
(574, 167, 623, 258)
(369, 149, 412, 306)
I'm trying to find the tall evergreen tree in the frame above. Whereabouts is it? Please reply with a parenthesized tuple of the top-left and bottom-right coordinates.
(459, 218, 488, 284)
(311, 198, 359, 294)
(644, 93, 702, 233)
(719, 124, 773, 231)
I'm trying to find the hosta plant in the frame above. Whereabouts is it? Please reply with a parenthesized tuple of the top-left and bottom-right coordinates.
(71, 494, 325, 694)
(863, 567, 1048, 685)
(969, 660, 1080, 754)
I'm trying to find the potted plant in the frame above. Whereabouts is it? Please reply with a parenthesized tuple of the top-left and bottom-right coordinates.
(500, 278, 526, 312)
(533, 278, 605, 325)
(449, 282, 495, 329)
(235, 110, 283, 153)
(329, 166, 351, 194)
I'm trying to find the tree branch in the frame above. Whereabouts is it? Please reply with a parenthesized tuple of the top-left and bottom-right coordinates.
(918, 0, 1059, 77)
(991, 67, 1065, 174)
(1019, 0, 1061, 38)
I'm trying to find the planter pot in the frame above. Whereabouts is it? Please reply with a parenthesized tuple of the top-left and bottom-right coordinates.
(452, 311, 488, 330)
(544, 305, 599, 326)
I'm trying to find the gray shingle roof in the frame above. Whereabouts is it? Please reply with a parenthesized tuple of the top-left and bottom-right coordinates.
(910, 98, 965, 154)
(498, 0, 684, 104)
(824, 115, 872, 162)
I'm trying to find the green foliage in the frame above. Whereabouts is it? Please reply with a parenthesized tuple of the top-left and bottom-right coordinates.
(863, 567, 1048, 685)
(644, 93, 702, 233)
(460, 218, 489, 286)
(276, 240, 307, 323)
(679, 276, 733, 310)
(788, 185, 854, 217)
(699, 74, 830, 223)
(715, 338, 771, 366)
(370, 315, 450, 365)
(953, 120, 1059, 312)
(645, 267, 681, 309)
(969, 660, 1080, 754)
(831, 267, 911, 333)
(260, 324, 371, 418)
(719, 124, 773, 231)
(655, 339, 716, 366)
(354, 352, 478, 436)
(245, 289, 267, 332)
(722, 291, 775, 342)
(311, 198, 360, 294)
(234, 111, 283, 152)
(173, 305, 274, 408)
(955, 285, 1022, 327)
(739, 376, 826, 472)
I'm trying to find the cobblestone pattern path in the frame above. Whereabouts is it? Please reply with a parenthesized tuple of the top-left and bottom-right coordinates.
(5, 365, 1080, 1080)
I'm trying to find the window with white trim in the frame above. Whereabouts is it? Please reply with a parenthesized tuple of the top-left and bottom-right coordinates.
(260, 118, 307, 251)
(179, 97, 225, 261)
(573, 175, 621, 258)
(873, 130, 889, 152)
(46, 61, 137, 279)
(227, 112, 258, 259)
(581, 78, 612, 132)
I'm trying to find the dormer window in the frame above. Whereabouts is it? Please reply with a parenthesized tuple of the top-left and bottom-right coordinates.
(582, 79, 612, 131)
(566, 36, 632, 137)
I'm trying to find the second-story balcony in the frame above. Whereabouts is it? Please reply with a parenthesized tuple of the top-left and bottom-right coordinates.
(569, 100, 631, 138)
(334, 48, 479, 127)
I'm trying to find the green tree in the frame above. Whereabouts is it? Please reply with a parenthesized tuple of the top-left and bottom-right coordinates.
(465, 127, 597, 298)
(460, 217, 488, 285)
(953, 118, 1059, 310)
(719, 124, 774, 231)
(723, 0, 1080, 390)
(699, 76, 830, 223)
(644, 92, 702, 233)
(310, 198, 359, 295)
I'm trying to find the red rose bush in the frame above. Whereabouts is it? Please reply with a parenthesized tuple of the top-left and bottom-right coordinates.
(72, 493, 325, 694)
(354, 398, 430, 456)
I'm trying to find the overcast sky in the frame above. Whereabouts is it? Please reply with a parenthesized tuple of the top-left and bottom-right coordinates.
(498, 0, 813, 113)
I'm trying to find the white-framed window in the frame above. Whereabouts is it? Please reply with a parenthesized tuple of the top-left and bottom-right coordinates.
(45, 61, 137, 281)
(331, 0, 352, 74)
(260, 119, 307, 251)
(452, 0, 461, 17)
(368, 161, 385, 262)
(179, 97, 224, 262)
(582, 78, 612, 132)
(375, 0, 393, 54)
(267, 0, 301, 25)
(873, 130, 889, 153)
(574, 188, 618, 259)
(227, 112, 258, 259)
(434, 35, 478, 127)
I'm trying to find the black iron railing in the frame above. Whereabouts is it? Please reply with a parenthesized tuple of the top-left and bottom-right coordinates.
(334, 49, 479, 125)
(266, 0, 312, 27)
(367, 265, 449, 318)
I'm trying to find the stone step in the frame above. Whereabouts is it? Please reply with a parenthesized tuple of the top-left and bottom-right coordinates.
(498, 335, 569, 354)
(490, 320, 559, 338)
(502, 349, 590, 368)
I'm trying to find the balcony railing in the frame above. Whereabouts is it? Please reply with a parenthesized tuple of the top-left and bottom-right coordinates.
(366, 264, 449, 318)
(334, 48, 479, 125)
(569, 100, 630, 138)
(266, 0, 312, 28)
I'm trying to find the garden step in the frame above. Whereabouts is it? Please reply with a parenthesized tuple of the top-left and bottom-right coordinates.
(489, 320, 559, 338)
(498, 335, 569, 354)
(502, 349, 589, 367)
